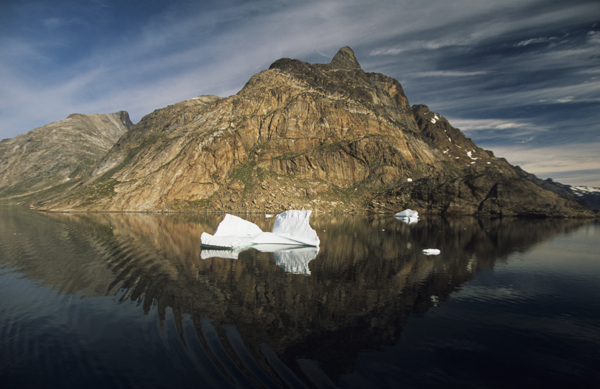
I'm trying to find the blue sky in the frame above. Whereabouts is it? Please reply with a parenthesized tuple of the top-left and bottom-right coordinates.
(1, 0, 599, 186)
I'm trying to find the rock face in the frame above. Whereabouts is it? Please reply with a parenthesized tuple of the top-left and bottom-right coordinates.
(0, 112, 132, 203)
(370, 105, 593, 217)
(31, 47, 591, 216)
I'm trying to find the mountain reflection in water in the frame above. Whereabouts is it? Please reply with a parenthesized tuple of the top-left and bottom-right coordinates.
(0, 206, 598, 388)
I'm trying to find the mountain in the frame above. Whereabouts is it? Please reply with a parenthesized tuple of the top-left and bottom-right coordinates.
(514, 167, 600, 211)
(570, 186, 600, 210)
(0, 111, 132, 203)
(23, 47, 593, 216)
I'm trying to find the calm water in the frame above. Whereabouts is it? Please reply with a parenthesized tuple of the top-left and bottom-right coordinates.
(0, 206, 599, 388)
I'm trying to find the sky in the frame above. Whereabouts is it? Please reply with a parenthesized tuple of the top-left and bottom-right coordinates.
(1, 0, 599, 186)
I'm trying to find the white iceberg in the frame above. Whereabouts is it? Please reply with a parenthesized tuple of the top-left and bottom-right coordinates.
(395, 209, 419, 224)
(422, 249, 441, 255)
(200, 214, 263, 249)
(201, 210, 320, 250)
(270, 210, 319, 246)
(201, 212, 320, 274)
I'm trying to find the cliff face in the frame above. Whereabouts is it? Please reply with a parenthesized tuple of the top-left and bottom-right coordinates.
(32, 47, 591, 216)
(0, 111, 132, 203)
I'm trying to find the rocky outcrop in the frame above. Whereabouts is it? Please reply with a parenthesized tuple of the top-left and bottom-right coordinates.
(28, 47, 592, 217)
(367, 105, 592, 217)
(0, 111, 132, 203)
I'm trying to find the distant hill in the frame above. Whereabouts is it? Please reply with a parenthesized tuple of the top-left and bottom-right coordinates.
(514, 166, 600, 210)
(0, 111, 132, 203)
(4, 47, 592, 217)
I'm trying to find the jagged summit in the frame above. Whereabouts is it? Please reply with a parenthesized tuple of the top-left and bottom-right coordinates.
(268, 46, 362, 72)
(329, 46, 361, 70)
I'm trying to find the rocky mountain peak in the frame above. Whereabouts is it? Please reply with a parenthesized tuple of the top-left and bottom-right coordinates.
(8, 47, 591, 217)
(329, 46, 361, 70)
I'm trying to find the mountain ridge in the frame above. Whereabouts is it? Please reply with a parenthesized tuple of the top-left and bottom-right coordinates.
(0, 111, 132, 203)
(1, 47, 593, 217)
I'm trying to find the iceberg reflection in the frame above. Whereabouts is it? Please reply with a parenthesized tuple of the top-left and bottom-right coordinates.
(200, 211, 320, 274)
(201, 244, 319, 275)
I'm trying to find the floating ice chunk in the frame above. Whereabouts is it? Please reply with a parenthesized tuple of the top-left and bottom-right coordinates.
(251, 232, 308, 246)
(201, 210, 319, 249)
(201, 211, 320, 274)
(213, 214, 262, 238)
(395, 209, 419, 224)
(200, 233, 249, 249)
(200, 214, 263, 249)
(271, 210, 320, 247)
(395, 209, 418, 218)
(422, 249, 441, 255)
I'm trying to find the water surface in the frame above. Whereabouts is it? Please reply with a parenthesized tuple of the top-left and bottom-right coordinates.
(0, 206, 598, 388)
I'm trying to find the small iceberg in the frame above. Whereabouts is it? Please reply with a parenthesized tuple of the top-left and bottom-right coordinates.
(395, 209, 419, 224)
(201, 211, 320, 274)
(201, 210, 320, 250)
(422, 249, 441, 255)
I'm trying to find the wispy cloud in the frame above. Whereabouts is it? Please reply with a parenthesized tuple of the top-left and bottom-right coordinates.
(449, 118, 546, 132)
(491, 143, 600, 186)
(587, 30, 600, 43)
(516, 36, 558, 46)
(369, 38, 473, 56)
(446, 118, 547, 146)
(413, 70, 488, 77)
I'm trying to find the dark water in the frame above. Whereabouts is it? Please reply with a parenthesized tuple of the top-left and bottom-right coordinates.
(0, 206, 599, 388)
